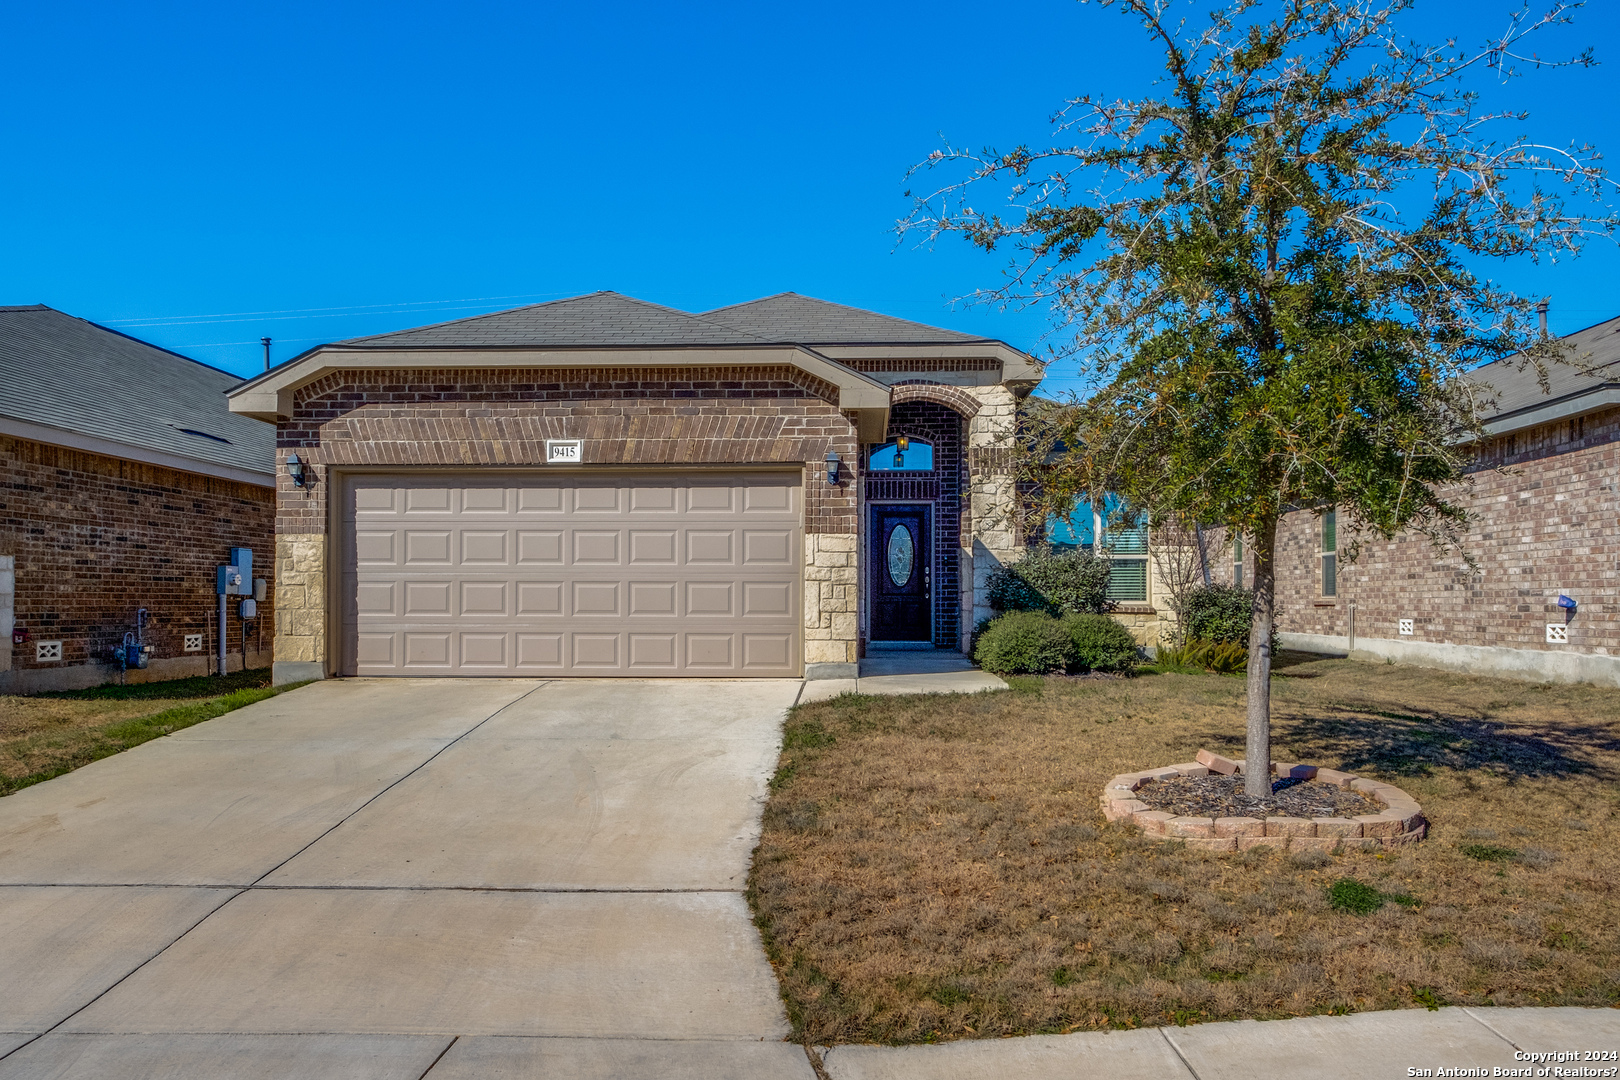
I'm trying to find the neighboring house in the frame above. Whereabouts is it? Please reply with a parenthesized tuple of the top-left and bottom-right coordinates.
(1209, 314, 1620, 686)
(226, 291, 1042, 683)
(0, 305, 277, 692)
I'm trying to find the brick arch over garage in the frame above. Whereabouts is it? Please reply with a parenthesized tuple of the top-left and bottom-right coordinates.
(888, 381, 981, 420)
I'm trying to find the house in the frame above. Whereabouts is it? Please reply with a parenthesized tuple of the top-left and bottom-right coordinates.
(1214, 314, 1620, 687)
(225, 292, 1042, 683)
(0, 305, 277, 692)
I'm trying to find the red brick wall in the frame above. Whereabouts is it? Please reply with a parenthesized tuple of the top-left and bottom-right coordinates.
(276, 365, 860, 535)
(1210, 405, 1620, 656)
(0, 435, 276, 670)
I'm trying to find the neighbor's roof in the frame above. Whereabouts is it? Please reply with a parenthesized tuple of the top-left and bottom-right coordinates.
(339, 290, 990, 349)
(0, 305, 274, 484)
(1476, 314, 1620, 435)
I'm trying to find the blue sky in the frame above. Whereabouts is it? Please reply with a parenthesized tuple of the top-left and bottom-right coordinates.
(1, 1, 1615, 395)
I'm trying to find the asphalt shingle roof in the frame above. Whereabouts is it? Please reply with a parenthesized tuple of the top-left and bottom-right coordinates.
(0, 305, 274, 477)
(702, 292, 984, 344)
(339, 291, 985, 349)
(342, 292, 767, 348)
(1476, 314, 1620, 420)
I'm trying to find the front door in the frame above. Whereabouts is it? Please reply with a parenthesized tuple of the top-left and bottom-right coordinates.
(869, 504, 931, 642)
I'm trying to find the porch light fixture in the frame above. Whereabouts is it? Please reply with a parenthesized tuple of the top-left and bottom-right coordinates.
(286, 452, 308, 488)
(893, 435, 909, 468)
(824, 450, 841, 486)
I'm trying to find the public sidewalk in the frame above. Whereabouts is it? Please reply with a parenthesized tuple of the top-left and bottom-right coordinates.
(816, 1005, 1620, 1079)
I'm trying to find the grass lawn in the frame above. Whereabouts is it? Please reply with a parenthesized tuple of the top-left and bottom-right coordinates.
(749, 654, 1620, 1044)
(1, 669, 295, 796)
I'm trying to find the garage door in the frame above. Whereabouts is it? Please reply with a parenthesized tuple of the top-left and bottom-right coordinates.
(340, 472, 802, 677)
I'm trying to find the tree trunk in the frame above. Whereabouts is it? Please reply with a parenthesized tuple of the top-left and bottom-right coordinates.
(1243, 514, 1278, 798)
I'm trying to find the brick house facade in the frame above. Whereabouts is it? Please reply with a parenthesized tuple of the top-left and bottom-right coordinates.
(1209, 316, 1620, 686)
(0, 306, 277, 692)
(230, 292, 1040, 683)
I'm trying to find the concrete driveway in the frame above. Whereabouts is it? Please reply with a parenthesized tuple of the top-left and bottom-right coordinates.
(0, 678, 818, 1079)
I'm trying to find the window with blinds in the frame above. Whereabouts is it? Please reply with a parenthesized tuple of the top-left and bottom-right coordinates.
(1107, 559, 1148, 602)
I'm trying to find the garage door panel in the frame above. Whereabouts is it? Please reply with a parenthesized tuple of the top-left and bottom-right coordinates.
(354, 531, 396, 564)
(572, 582, 620, 616)
(517, 531, 564, 564)
(516, 581, 563, 615)
(573, 531, 620, 563)
(743, 582, 792, 617)
(404, 531, 453, 564)
(572, 634, 620, 667)
(344, 473, 800, 677)
(629, 582, 677, 616)
(405, 487, 452, 513)
(462, 487, 509, 513)
(459, 634, 508, 667)
(460, 531, 508, 564)
(743, 530, 792, 565)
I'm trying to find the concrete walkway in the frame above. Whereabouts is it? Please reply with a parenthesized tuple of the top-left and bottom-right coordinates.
(0, 678, 817, 1079)
(799, 649, 1006, 702)
(819, 1005, 1620, 1078)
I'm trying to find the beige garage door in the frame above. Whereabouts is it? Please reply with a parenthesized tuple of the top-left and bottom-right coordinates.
(340, 472, 802, 677)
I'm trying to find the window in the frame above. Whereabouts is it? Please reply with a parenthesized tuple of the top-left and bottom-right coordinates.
(1321, 509, 1337, 597)
(867, 437, 933, 471)
(1044, 493, 1148, 601)
(1233, 536, 1243, 588)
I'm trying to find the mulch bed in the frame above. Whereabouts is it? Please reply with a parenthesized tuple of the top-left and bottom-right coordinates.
(1134, 773, 1381, 819)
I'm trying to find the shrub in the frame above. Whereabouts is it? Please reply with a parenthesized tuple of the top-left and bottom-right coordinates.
(1153, 637, 1249, 674)
(987, 548, 1115, 616)
(973, 611, 1073, 675)
(1182, 584, 1257, 644)
(1062, 613, 1140, 673)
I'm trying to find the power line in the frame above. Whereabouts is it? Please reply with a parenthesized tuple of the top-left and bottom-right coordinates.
(101, 291, 572, 328)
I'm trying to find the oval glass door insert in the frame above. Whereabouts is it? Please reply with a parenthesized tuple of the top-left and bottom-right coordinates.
(887, 524, 915, 587)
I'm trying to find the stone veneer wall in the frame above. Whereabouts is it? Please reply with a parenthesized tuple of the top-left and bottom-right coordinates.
(964, 385, 1023, 639)
(0, 435, 275, 691)
(271, 366, 862, 681)
(1209, 404, 1620, 682)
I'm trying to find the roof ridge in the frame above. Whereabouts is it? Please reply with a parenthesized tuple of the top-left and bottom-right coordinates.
(701, 292, 987, 340)
(336, 291, 622, 344)
(0, 304, 51, 312)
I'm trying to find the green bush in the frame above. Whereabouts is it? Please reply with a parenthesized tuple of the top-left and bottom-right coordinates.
(1182, 584, 1256, 644)
(1062, 613, 1140, 673)
(973, 611, 1074, 675)
(987, 547, 1115, 616)
(1155, 637, 1250, 674)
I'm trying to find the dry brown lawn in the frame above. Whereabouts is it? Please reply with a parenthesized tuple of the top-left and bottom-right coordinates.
(1, 669, 275, 792)
(748, 654, 1620, 1044)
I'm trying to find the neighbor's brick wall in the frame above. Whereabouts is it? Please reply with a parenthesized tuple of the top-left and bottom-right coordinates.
(1211, 405, 1620, 656)
(274, 366, 863, 670)
(0, 435, 275, 676)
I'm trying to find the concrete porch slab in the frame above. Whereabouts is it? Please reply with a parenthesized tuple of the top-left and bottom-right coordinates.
(62, 888, 789, 1040)
(0, 887, 233, 1032)
(821, 1027, 1191, 1080)
(427, 1036, 818, 1079)
(0, 1034, 449, 1079)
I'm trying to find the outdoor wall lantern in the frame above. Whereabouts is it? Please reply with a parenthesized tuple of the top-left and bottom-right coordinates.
(286, 452, 309, 488)
(824, 450, 841, 486)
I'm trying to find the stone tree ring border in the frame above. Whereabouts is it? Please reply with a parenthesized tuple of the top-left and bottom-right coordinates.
(1099, 751, 1428, 853)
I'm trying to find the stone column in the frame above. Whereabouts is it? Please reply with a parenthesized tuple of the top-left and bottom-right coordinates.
(804, 532, 858, 679)
(965, 386, 1023, 629)
(273, 534, 327, 685)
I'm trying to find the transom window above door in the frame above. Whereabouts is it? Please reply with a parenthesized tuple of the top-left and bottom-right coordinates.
(867, 437, 933, 471)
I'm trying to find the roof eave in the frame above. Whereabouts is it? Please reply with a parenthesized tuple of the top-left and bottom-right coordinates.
(1481, 384, 1620, 437)
(226, 343, 894, 424)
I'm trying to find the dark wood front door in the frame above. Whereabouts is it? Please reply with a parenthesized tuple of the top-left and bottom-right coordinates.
(869, 504, 931, 642)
